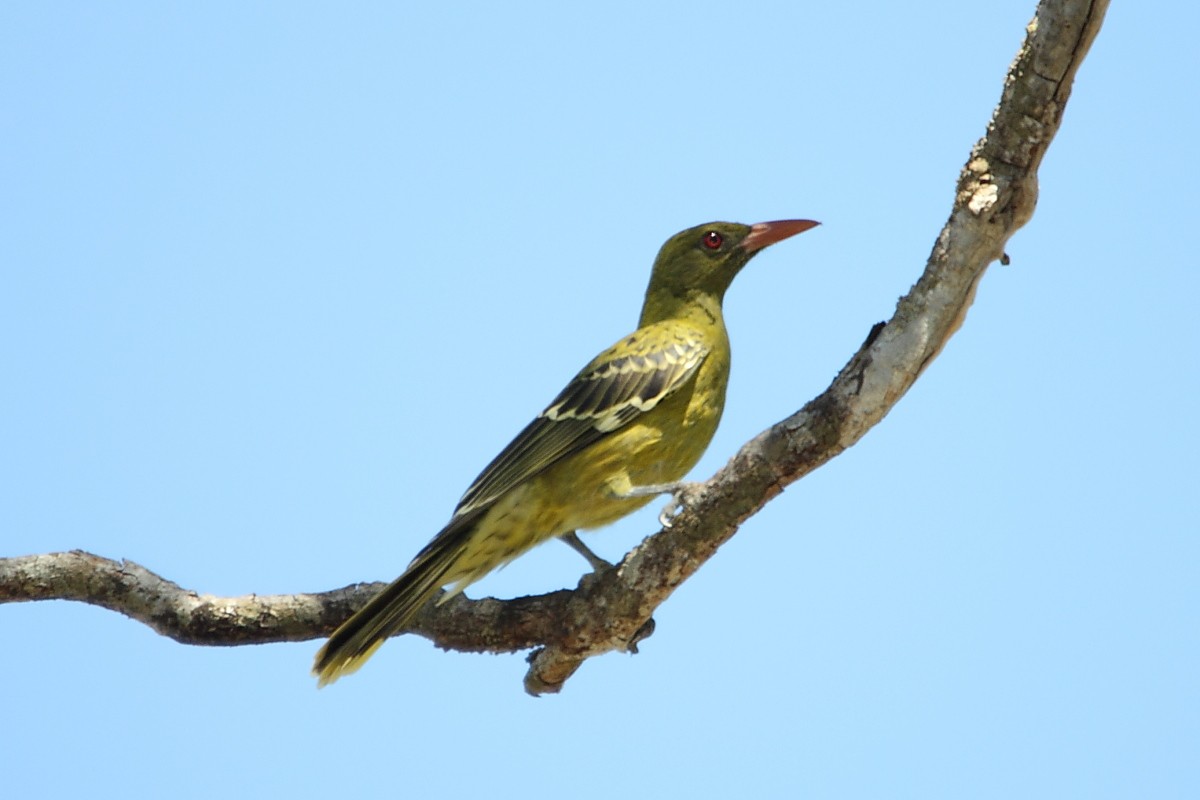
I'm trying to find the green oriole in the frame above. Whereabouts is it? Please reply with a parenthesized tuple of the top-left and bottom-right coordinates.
(313, 218, 818, 685)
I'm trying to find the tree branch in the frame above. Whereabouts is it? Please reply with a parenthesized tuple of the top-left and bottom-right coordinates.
(0, 0, 1109, 694)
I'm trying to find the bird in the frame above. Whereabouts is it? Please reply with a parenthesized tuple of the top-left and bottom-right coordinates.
(312, 218, 818, 685)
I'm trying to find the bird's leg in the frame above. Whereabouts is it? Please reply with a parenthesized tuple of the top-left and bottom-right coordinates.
(620, 481, 705, 528)
(560, 530, 612, 571)
(561, 524, 657, 654)
(619, 481, 680, 498)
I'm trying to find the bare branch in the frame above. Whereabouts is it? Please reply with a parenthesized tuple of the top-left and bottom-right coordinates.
(0, 551, 351, 644)
(0, 0, 1109, 694)
(527, 0, 1110, 692)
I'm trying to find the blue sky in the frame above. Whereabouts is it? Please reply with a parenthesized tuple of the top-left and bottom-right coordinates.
(3, 2, 1197, 797)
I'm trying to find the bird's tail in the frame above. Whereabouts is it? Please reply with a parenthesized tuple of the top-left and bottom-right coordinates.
(312, 520, 472, 687)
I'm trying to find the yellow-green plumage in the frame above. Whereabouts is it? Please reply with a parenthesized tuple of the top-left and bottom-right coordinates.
(313, 218, 817, 685)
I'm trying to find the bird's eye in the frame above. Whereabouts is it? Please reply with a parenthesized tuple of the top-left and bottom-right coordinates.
(702, 230, 723, 249)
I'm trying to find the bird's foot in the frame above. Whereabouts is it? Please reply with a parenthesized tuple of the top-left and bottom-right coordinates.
(623, 480, 704, 527)
(560, 530, 612, 572)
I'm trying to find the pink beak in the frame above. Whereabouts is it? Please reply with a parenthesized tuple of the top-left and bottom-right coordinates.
(740, 219, 820, 253)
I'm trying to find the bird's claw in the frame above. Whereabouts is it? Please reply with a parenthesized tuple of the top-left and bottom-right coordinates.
(658, 499, 681, 527)
(658, 481, 702, 528)
(626, 618, 656, 654)
(619, 480, 703, 528)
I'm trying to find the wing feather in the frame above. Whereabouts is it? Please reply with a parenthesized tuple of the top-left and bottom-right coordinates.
(453, 323, 708, 516)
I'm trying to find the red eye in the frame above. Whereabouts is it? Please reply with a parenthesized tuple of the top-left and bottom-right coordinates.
(702, 230, 723, 249)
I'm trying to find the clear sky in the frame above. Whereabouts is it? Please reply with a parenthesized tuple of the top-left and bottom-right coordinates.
(3, 2, 1197, 798)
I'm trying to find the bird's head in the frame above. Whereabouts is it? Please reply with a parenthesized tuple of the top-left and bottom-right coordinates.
(642, 219, 819, 321)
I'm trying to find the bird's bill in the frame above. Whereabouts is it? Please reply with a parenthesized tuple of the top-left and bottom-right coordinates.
(740, 219, 820, 253)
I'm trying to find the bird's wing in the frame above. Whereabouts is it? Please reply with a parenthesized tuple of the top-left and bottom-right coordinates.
(452, 323, 709, 517)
